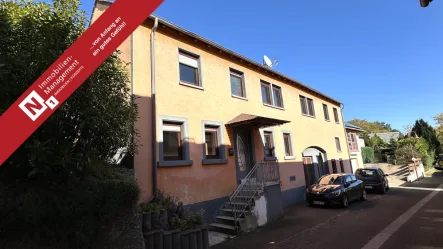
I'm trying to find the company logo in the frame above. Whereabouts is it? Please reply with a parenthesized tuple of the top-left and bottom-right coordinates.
(18, 91, 59, 121)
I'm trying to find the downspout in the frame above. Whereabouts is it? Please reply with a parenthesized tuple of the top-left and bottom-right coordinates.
(340, 103, 352, 172)
(151, 17, 159, 195)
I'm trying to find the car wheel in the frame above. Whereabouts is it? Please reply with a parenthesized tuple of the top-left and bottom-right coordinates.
(341, 194, 349, 208)
(386, 184, 390, 191)
(380, 185, 387, 195)
(360, 189, 367, 201)
(307, 200, 314, 206)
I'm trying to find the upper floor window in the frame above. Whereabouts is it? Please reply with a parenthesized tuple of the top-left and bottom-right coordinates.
(179, 49, 201, 87)
(230, 69, 246, 98)
(333, 108, 339, 123)
(261, 80, 283, 108)
(300, 95, 315, 117)
(347, 132, 359, 152)
(323, 104, 330, 121)
(335, 137, 342, 152)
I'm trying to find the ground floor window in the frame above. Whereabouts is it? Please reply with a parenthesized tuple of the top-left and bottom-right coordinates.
(158, 116, 192, 167)
(163, 122, 183, 161)
(202, 120, 227, 165)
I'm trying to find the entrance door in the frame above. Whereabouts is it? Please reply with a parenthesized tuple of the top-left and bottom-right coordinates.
(234, 128, 254, 184)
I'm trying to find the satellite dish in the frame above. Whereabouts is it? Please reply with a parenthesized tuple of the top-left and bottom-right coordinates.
(263, 55, 272, 67)
(420, 0, 432, 7)
(263, 55, 279, 68)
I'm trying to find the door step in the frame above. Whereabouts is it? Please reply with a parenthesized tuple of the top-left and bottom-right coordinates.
(216, 215, 243, 221)
(209, 223, 236, 231)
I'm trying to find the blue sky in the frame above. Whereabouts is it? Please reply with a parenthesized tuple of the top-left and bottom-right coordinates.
(78, 0, 442, 131)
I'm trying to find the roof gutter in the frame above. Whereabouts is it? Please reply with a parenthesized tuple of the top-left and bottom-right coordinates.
(151, 17, 159, 195)
(146, 15, 342, 106)
(340, 103, 352, 171)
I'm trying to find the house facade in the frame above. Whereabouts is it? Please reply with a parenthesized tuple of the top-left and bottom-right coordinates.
(345, 123, 365, 173)
(92, 0, 352, 223)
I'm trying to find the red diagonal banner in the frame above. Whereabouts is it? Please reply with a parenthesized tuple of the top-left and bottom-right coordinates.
(0, 0, 164, 166)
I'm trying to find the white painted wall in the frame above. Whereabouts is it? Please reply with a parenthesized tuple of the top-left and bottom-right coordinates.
(252, 195, 268, 226)
(302, 147, 327, 163)
(358, 138, 365, 148)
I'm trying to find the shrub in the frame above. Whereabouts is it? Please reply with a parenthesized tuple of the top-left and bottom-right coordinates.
(362, 147, 375, 163)
(140, 190, 206, 231)
(395, 144, 420, 164)
(0, 164, 140, 248)
(0, 0, 138, 181)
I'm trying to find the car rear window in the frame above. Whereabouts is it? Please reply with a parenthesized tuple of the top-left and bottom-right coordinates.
(356, 169, 378, 176)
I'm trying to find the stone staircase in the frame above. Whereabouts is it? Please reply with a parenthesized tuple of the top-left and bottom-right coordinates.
(209, 188, 261, 234)
(208, 161, 280, 235)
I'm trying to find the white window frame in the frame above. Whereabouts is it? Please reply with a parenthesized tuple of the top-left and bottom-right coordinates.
(178, 48, 203, 90)
(282, 130, 295, 160)
(335, 137, 342, 152)
(158, 115, 192, 167)
(201, 120, 228, 165)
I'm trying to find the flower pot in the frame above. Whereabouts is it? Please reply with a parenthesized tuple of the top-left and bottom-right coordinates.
(188, 229, 197, 249)
(196, 229, 203, 249)
(153, 230, 164, 249)
(151, 210, 162, 230)
(181, 231, 190, 249)
(172, 230, 181, 249)
(142, 212, 152, 232)
(143, 231, 155, 249)
(159, 209, 168, 230)
(201, 228, 209, 249)
(163, 231, 173, 249)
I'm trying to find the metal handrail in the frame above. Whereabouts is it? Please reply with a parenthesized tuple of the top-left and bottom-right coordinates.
(229, 160, 280, 233)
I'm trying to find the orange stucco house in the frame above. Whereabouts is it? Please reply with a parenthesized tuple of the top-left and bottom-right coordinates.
(91, 0, 353, 233)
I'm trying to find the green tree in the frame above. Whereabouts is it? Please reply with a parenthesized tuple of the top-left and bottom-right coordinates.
(411, 119, 440, 154)
(433, 113, 443, 147)
(0, 0, 141, 247)
(348, 119, 393, 133)
(0, 0, 138, 180)
(367, 134, 387, 149)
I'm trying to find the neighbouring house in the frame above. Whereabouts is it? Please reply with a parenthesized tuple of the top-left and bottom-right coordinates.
(344, 123, 365, 173)
(368, 132, 400, 144)
(91, 1, 353, 234)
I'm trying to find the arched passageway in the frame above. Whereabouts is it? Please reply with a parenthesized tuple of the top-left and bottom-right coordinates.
(302, 146, 329, 188)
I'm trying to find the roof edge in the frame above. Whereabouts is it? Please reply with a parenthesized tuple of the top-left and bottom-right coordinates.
(93, 0, 343, 105)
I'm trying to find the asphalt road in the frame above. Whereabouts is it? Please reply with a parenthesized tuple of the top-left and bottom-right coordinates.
(213, 171, 443, 249)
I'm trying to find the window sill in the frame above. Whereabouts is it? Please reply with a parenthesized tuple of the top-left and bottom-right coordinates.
(302, 113, 316, 118)
(264, 156, 278, 161)
(232, 95, 248, 101)
(202, 158, 228, 165)
(284, 156, 296, 160)
(179, 81, 204, 90)
(263, 103, 285, 110)
(158, 160, 193, 167)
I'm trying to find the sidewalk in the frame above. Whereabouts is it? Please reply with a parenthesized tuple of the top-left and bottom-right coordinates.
(211, 202, 347, 249)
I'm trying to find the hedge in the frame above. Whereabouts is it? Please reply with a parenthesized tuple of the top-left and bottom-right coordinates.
(362, 147, 375, 163)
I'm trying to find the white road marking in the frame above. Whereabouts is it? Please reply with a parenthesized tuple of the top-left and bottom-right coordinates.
(424, 209, 443, 213)
(360, 183, 443, 249)
(392, 186, 443, 191)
